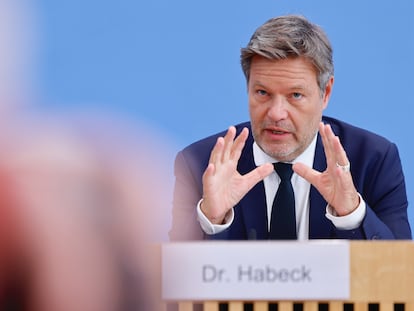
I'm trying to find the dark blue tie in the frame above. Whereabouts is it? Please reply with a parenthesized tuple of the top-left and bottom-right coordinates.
(269, 162, 297, 239)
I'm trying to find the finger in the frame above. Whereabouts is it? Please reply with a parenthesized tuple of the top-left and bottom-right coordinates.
(230, 127, 249, 161)
(322, 123, 337, 167)
(321, 123, 343, 169)
(332, 135, 349, 168)
(221, 126, 237, 162)
(208, 136, 225, 165)
(243, 163, 274, 192)
(202, 162, 216, 180)
(319, 123, 333, 162)
(323, 123, 349, 168)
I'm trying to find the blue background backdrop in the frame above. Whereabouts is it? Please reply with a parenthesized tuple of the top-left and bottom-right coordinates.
(16, 1, 414, 229)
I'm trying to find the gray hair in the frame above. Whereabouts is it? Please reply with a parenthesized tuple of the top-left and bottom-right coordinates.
(241, 15, 334, 94)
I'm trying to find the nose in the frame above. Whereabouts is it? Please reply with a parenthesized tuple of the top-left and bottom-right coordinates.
(267, 96, 289, 121)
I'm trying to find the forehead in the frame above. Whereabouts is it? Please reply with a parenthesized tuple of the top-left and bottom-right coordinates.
(249, 56, 318, 87)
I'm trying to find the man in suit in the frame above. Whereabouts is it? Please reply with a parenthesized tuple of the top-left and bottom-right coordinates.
(169, 14, 412, 241)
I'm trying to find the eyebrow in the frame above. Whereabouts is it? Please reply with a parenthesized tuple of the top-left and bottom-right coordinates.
(250, 81, 267, 88)
(289, 85, 308, 92)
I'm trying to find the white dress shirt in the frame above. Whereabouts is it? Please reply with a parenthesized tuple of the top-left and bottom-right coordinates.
(197, 134, 366, 240)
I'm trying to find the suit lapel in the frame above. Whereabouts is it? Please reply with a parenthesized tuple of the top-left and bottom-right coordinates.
(309, 134, 334, 238)
(237, 130, 268, 240)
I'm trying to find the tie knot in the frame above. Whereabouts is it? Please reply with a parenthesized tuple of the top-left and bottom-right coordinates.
(273, 162, 293, 181)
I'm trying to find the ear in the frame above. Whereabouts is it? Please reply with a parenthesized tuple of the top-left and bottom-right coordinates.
(322, 76, 334, 109)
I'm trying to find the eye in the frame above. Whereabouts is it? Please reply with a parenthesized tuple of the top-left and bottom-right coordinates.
(291, 92, 303, 100)
(256, 89, 268, 96)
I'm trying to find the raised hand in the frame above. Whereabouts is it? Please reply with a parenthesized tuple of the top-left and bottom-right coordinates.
(201, 126, 274, 224)
(293, 122, 360, 216)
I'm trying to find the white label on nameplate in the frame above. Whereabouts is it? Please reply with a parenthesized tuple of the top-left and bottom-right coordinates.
(162, 240, 349, 300)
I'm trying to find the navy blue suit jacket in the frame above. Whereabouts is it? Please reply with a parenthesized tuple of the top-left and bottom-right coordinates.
(170, 116, 412, 240)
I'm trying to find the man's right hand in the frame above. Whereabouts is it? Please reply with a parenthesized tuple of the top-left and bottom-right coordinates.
(200, 126, 274, 224)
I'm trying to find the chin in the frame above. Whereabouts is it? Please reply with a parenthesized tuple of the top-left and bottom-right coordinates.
(264, 148, 296, 162)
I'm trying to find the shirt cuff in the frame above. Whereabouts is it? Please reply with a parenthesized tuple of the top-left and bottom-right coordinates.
(196, 198, 234, 235)
(325, 193, 366, 230)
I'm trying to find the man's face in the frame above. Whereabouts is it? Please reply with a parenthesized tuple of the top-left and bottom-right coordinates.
(248, 56, 333, 162)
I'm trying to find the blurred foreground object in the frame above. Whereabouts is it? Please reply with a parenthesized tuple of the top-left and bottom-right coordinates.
(0, 112, 173, 310)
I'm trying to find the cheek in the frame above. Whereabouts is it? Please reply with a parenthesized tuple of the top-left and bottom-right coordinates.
(248, 99, 260, 116)
(298, 110, 322, 133)
(291, 105, 322, 129)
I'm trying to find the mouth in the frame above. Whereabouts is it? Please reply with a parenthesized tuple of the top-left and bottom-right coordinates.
(266, 127, 290, 136)
(262, 127, 293, 143)
(270, 129, 288, 135)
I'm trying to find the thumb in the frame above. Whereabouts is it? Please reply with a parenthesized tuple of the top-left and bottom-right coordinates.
(293, 162, 321, 185)
(244, 163, 274, 191)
